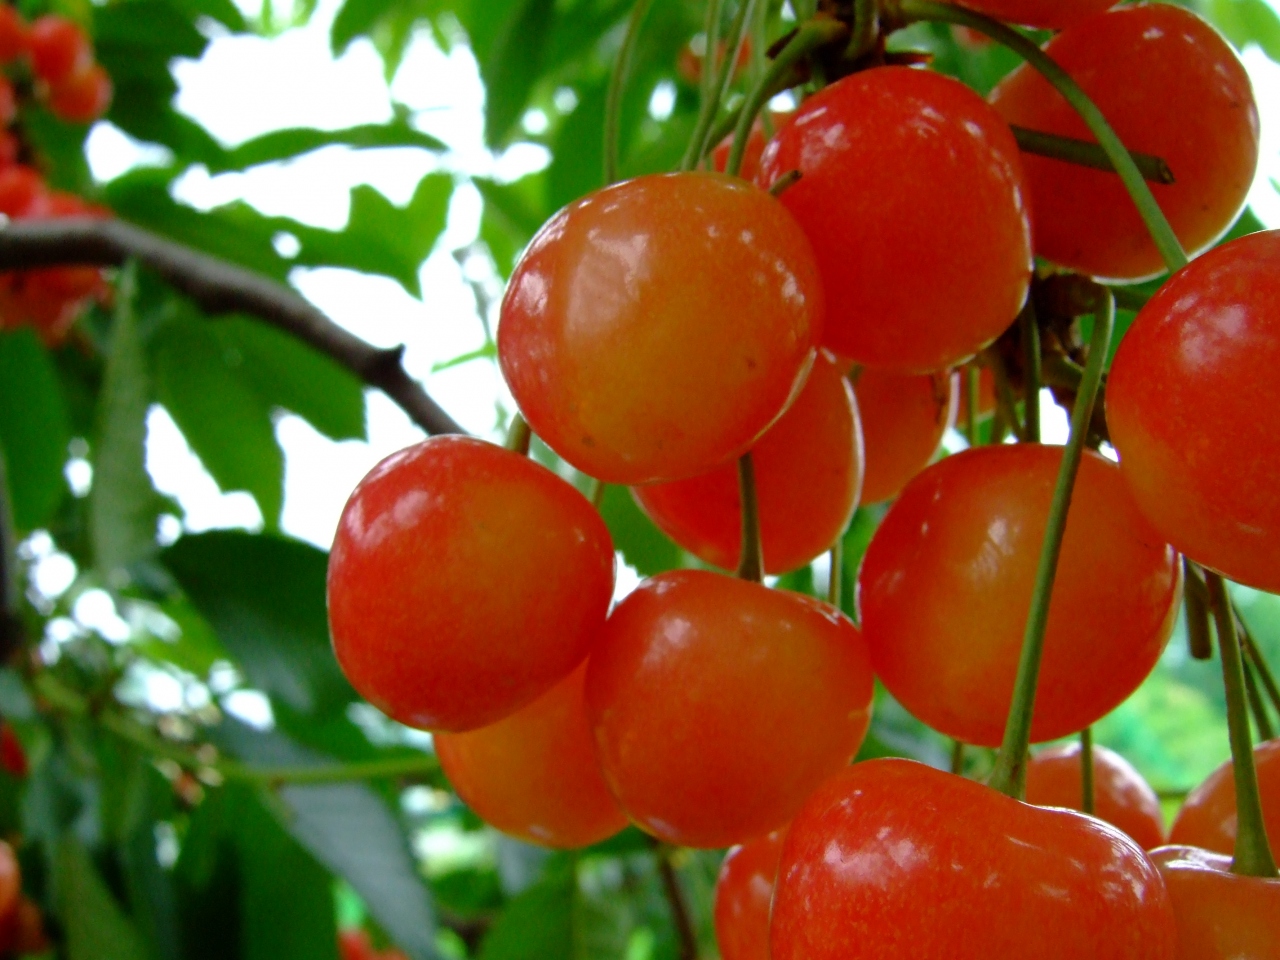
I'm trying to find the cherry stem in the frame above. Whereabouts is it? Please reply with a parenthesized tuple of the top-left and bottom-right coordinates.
(736, 452, 765, 582)
(1240, 612, 1280, 719)
(768, 169, 803, 196)
(1244, 656, 1276, 741)
(589, 478, 607, 509)
(892, 0, 1188, 276)
(725, 19, 849, 177)
(1010, 126, 1174, 185)
(506, 413, 532, 456)
(846, 0, 878, 59)
(655, 845, 698, 960)
(1020, 300, 1042, 443)
(1204, 571, 1278, 878)
(1184, 558, 1214, 660)
(828, 538, 842, 607)
(1080, 727, 1096, 815)
(982, 347, 1021, 443)
(681, 0, 727, 172)
(951, 740, 965, 775)
(685, 0, 760, 170)
(965, 366, 980, 447)
(987, 287, 1113, 800)
(604, 0, 658, 184)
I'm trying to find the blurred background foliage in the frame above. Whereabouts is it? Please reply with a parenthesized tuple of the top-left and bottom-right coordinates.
(1, 0, 1280, 957)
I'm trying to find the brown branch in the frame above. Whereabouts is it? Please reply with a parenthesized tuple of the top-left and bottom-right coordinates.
(0, 218, 465, 436)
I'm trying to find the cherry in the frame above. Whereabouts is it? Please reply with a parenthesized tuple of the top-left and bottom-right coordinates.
(757, 65, 1031, 372)
(49, 63, 112, 123)
(858, 444, 1181, 746)
(851, 367, 956, 504)
(0, 6, 24, 62)
(585, 569, 874, 848)
(0, 842, 17, 928)
(632, 351, 863, 574)
(434, 663, 627, 849)
(339, 929, 375, 960)
(27, 16, 92, 87)
(1168, 738, 1280, 857)
(498, 172, 822, 485)
(714, 829, 785, 960)
(1148, 846, 1280, 960)
(0, 725, 26, 779)
(989, 4, 1259, 282)
(0, 166, 46, 218)
(1108, 230, 1280, 593)
(0, 77, 15, 129)
(1025, 741, 1166, 850)
(770, 759, 1177, 960)
(952, 0, 1117, 30)
(327, 435, 615, 732)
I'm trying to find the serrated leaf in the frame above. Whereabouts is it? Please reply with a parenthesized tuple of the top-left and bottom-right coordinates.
(152, 319, 284, 526)
(92, 272, 160, 582)
(214, 123, 445, 172)
(162, 531, 354, 716)
(0, 330, 70, 531)
(57, 835, 150, 960)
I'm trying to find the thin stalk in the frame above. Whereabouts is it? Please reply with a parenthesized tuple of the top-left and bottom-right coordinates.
(506, 413, 532, 456)
(1020, 300, 1042, 443)
(1241, 615, 1280, 719)
(736, 452, 764, 582)
(983, 347, 1023, 442)
(725, 19, 848, 176)
(1244, 656, 1276, 741)
(1010, 126, 1174, 185)
(768, 169, 803, 196)
(1080, 727, 1095, 815)
(588, 477, 607, 509)
(1205, 571, 1278, 877)
(987, 289, 1113, 800)
(1107, 284, 1152, 313)
(965, 366, 980, 447)
(681, 0, 727, 170)
(698, 0, 762, 165)
(604, 0, 658, 184)
(846, 0, 878, 60)
(1184, 558, 1214, 660)
(893, 0, 1188, 275)
(951, 740, 965, 775)
(656, 846, 698, 960)
(828, 538, 842, 607)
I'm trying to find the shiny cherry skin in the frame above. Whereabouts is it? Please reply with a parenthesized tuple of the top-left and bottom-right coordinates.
(858, 445, 1181, 746)
(989, 4, 1258, 282)
(632, 352, 863, 574)
(851, 367, 956, 504)
(953, 0, 1117, 30)
(585, 569, 874, 848)
(435, 663, 627, 849)
(1026, 742, 1166, 850)
(499, 172, 823, 485)
(714, 830, 785, 960)
(771, 759, 1177, 960)
(27, 16, 92, 86)
(327, 436, 614, 732)
(757, 66, 1031, 372)
(1149, 846, 1280, 959)
(1169, 738, 1280, 856)
(1109, 230, 1280, 592)
(49, 63, 112, 123)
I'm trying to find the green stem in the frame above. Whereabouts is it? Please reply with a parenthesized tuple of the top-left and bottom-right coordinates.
(987, 288, 1113, 800)
(1240, 613, 1280, 720)
(828, 538, 842, 607)
(736, 452, 764, 582)
(1106, 284, 1152, 313)
(983, 347, 1023, 443)
(1244, 656, 1276, 742)
(604, 0, 658, 184)
(1080, 726, 1095, 815)
(1020, 300, 1041, 444)
(655, 845, 698, 960)
(1184, 558, 1214, 661)
(506, 413, 532, 456)
(846, 0, 878, 60)
(893, 0, 1188, 275)
(1010, 126, 1174, 185)
(965, 366, 980, 447)
(588, 477, 607, 509)
(699, 0, 761, 164)
(951, 740, 965, 775)
(1204, 571, 1278, 877)
(681, 0, 727, 171)
(768, 169, 803, 196)
(725, 19, 848, 177)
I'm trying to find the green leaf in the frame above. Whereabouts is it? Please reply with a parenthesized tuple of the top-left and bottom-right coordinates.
(330, 0, 399, 54)
(162, 531, 355, 716)
(0, 330, 70, 531)
(92, 271, 161, 582)
(152, 319, 285, 526)
(547, 80, 608, 213)
(599, 483, 679, 577)
(473, 0, 557, 147)
(214, 122, 445, 172)
(57, 835, 150, 960)
(131, 596, 230, 677)
(169, 0, 248, 31)
(94, 0, 209, 61)
(478, 860, 575, 960)
(1204, 0, 1280, 61)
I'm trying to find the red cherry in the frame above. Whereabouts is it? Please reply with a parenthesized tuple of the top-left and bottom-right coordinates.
(714, 830, 785, 960)
(27, 16, 92, 86)
(1149, 846, 1280, 959)
(49, 63, 112, 123)
(0, 132, 18, 168)
(858, 444, 1181, 746)
(435, 663, 627, 849)
(327, 436, 615, 732)
(989, 4, 1259, 282)
(585, 569, 874, 848)
(1025, 742, 1166, 850)
(0, 77, 15, 129)
(1169, 738, 1280, 856)
(711, 111, 792, 184)
(498, 172, 822, 485)
(0, 166, 47, 218)
(771, 759, 1177, 960)
(0, 842, 18, 929)
(1108, 230, 1280, 592)
(0, 6, 25, 62)
(632, 352, 863, 574)
(851, 367, 957, 504)
(338, 929, 375, 960)
(757, 66, 1031, 372)
(952, 0, 1117, 30)
(0, 725, 27, 779)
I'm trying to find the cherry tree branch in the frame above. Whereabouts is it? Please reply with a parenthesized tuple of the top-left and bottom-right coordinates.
(0, 218, 466, 436)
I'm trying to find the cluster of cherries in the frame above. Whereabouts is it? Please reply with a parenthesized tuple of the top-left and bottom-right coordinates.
(0, 6, 112, 346)
(0, 729, 46, 959)
(326, 0, 1279, 955)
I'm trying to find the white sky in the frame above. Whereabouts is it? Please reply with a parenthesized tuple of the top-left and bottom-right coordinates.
(83, 0, 1280, 553)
